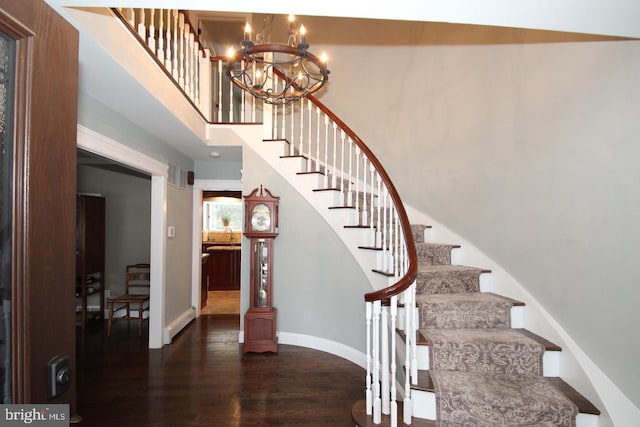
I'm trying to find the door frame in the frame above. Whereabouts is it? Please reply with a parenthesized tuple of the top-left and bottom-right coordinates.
(77, 125, 168, 349)
(191, 178, 242, 316)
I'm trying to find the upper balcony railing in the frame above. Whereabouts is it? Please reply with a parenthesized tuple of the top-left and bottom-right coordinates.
(113, 8, 417, 425)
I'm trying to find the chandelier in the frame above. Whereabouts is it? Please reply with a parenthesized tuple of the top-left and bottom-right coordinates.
(226, 15, 330, 105)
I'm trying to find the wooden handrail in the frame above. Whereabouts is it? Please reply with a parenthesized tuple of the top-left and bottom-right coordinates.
(304, 92, 417, 302)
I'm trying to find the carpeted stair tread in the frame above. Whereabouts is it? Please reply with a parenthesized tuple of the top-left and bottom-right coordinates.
(416, 242, 460, 266)
(421, 328, 545, 375)
(430, 370, 579, 426)
(416, 265, 491, 295)
(416, 292, 514, 329)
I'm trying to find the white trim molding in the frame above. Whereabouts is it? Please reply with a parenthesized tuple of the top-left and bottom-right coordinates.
(77, 125, 168, 177)
(163, 306, 197, 344)
(238, 330, 366, 369)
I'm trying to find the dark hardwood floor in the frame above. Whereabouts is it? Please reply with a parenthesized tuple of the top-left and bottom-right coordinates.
(76, 314, 365, 426)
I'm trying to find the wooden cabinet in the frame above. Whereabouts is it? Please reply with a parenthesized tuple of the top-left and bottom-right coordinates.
(76, 194, 106, 328)
(201, 254, 209, 309)
(207, 248, 240, 290)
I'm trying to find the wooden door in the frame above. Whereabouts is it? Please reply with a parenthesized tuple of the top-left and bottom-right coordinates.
(0, 0, 78, 411)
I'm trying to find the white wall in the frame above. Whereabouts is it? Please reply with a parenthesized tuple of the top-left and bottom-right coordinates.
(241, 145, 372, 352)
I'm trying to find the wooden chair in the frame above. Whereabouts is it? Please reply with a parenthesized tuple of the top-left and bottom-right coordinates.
(107, 263, 150, 336)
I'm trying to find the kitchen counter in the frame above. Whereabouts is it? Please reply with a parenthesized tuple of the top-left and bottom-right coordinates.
(202, 243, 241, 290)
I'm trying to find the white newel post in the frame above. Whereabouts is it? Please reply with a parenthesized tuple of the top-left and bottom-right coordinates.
(373, 300, 382, 424)
(381, 305, 390, 415)
(366, 301, 372, 415)
(390, 295, 398, 427)
(403, 287, 413, 424)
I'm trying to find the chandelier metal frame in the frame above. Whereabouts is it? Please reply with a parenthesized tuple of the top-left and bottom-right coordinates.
(226, 17, 330, 105)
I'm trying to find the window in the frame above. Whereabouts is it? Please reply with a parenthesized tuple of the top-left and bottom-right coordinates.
(203, 197, 242, 231)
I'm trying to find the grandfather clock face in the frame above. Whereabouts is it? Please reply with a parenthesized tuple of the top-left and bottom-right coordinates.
(250, 203, 271, 232)
(243, 186, 279, 238)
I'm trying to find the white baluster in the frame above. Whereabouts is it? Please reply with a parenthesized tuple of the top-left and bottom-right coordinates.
(390, 295, 398, 427)
(362, 157, 369, 226)
(157, 9, 165, 64)
(306, 100, 312, 172)
(172, 10, 179, 79)
(382, 188, 389, 272)
(381, 305, 390, 416)
(375, 172, 382, 250)
(178, 12, 185, 87)
(373, 300, 382, 424)
(340, 130, 346, 203)
(369, 165, 376, 246)
(216, 58, 223, 122)
(199, 48, 211, 121)
(186, 31, 194, 98)
(137, 8, 146, 39)
(164, 10, 172, 70)
(280, 93, 287, 142)
(315, 108, 321, 172)
(355, 146, 361, 222)
(331, 124, 338, 188)
(124, 8, 134, 28)
(290, 99, 295, 153)
(366, 301, 372, 415)
(323, 116, 329, 187)
(298, 98, 304, 160)
(348, 137, 354, 206)
(147, 9, 156, 52)
(194, 40, 201, 106)
(393, 210, 399, 277)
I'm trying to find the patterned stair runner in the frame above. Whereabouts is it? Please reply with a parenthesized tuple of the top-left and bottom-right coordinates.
(413, 224, 579, 426)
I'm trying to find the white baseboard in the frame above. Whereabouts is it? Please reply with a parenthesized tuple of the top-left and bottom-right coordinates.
(238, 329, 366, 369)
(164, 306, 196, 344)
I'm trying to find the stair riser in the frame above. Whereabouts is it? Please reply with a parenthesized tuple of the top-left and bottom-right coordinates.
(416, 245, 454, 266)
(411, 388, 597, 427)
(419, 305, 524, 329)
(415, 344, 559, 376)
(416, 270, 482, 294)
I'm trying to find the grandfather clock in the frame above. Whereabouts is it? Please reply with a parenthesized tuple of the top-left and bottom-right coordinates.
(243, 185, 279, 353)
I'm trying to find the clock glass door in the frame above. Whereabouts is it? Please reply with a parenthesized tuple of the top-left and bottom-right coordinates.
(254, 239, 268, 308)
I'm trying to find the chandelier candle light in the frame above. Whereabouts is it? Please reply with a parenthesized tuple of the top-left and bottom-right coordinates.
(226, 15, 330, 105)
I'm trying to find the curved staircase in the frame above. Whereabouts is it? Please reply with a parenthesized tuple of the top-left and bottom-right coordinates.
(352, 225, 600, 426)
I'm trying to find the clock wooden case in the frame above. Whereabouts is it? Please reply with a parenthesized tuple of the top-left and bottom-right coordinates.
(243, 186, 279, 353)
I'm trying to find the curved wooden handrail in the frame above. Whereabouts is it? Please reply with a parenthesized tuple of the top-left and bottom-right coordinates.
(304, 92, 418, 302)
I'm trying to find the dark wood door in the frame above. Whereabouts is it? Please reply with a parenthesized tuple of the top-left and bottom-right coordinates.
(0, 0, 78, 411)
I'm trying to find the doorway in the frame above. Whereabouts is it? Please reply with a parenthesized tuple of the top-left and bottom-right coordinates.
(191, 181, 242, 326)
(77, 125, 168, 349)
(76, 148, 152, 339)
